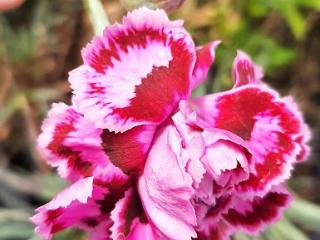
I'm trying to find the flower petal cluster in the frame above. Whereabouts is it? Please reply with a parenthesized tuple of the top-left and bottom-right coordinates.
(31, 7, 310, 240)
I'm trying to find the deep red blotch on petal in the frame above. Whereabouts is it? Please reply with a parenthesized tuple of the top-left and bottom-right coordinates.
(101, 126, 155, 173)
(214, 87, 301, 140)
(224, 191, 290, 232)
(47, 121, 93, 177)
(112, 37, 193, 124)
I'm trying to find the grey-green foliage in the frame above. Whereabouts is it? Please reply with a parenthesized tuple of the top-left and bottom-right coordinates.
(243, 0, 320, 39)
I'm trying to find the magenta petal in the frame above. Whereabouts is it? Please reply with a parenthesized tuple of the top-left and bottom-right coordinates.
(138, 124, 197, 240)
(283, 96, 312, 162)
(173, 107, 251, 194)
(30, 177, 99, 239)
(101, 125, 156, 173)
(201, 131, 250, 178)
(37, 103, 109, 182)
(88, 220, 113, 240)
(232, 50, 263, 88)
(110, 188, 152, 239)
(197, 220, 234, 240)
(191, 41, 220, 90)
(31, 165, 129, 240)
(70, 7, 195, 132)
(127, 219, 155, 240)
(295, 123, 311, 161)
(223, 187, 292, 233)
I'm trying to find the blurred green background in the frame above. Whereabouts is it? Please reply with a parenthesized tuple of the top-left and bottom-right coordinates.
(0, 0, 319, 239)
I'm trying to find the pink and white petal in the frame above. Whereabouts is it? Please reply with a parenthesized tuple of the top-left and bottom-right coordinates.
(203, 86, 303, 139)
(172, 110, 207, 188)
(192, 173, 216, 222)
(101, 125, 156, 174)
(282, 96, 311, 161)
(185, 135, 206, 188)
(191, 41, 221, 90)
(238, 131, 297, 195)
(92, 164, 131, 214)
(197, 220, 234, 240)
(195, 191, 233, 235)
(223, 187, 292, 234)
(30, 177, 100, 239)
(138, 124, 197, 240)
(202, 139, 249, 177)
(189, 128, 251, 193)
(110, 188, 149, 239)
(232, 50, 263, 88)
(31, 165, 129, 240)
(190, 86, 303, 193)
(37, 103, 108, 182)
(70, 7, 196, 132)
(127, 219, 155, 240)
(174, 107, 252, 190)
(295, 123, 311, 161)
(88, 219, 113, 240)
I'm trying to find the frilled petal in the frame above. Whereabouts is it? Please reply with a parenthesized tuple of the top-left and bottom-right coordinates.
(127, 219, 155, 240)
(223, 187, 292, 233)
(110, 188, 154, 239)
(295, 123, 311, 161)
(87, 219, 113, 240)
(283, 96, 311, 162)
(190, 86, 304, 194)
(38, 103, 156, 177)
(70, 7, 195, 132)
(138, 123, 197, 240)
(173, 107, 251, 194)
(201, 130, 251, 185)
(195, 192, 233, 233)
(232, 50, 263, 88)
(31, 165, 129, 240)
(101, 125, 156, 174)
(37, 103, 108, 182)
(197, 220, 234, 240)
(191, 41, 220, 90)
(172, 110, 206, 188)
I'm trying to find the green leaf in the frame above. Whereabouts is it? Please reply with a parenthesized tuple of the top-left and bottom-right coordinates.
(0, 92, 27, 126)
(244, 0, 270, 17)
(294, 0, 320, 10)
(192, 83, 207, 96)
(34, 173, 66, 200)
(0, 220, 34, 240)
(233, 232, 253, 240)
(270, 218, 309, 240)
(285, 199, 320, 232)
(279, 3, 306, 40)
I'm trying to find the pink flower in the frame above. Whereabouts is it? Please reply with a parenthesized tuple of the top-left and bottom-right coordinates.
(31, 7, 310, 240)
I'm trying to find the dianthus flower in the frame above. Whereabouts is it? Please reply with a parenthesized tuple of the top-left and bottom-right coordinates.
(31, 7, 310, 240)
